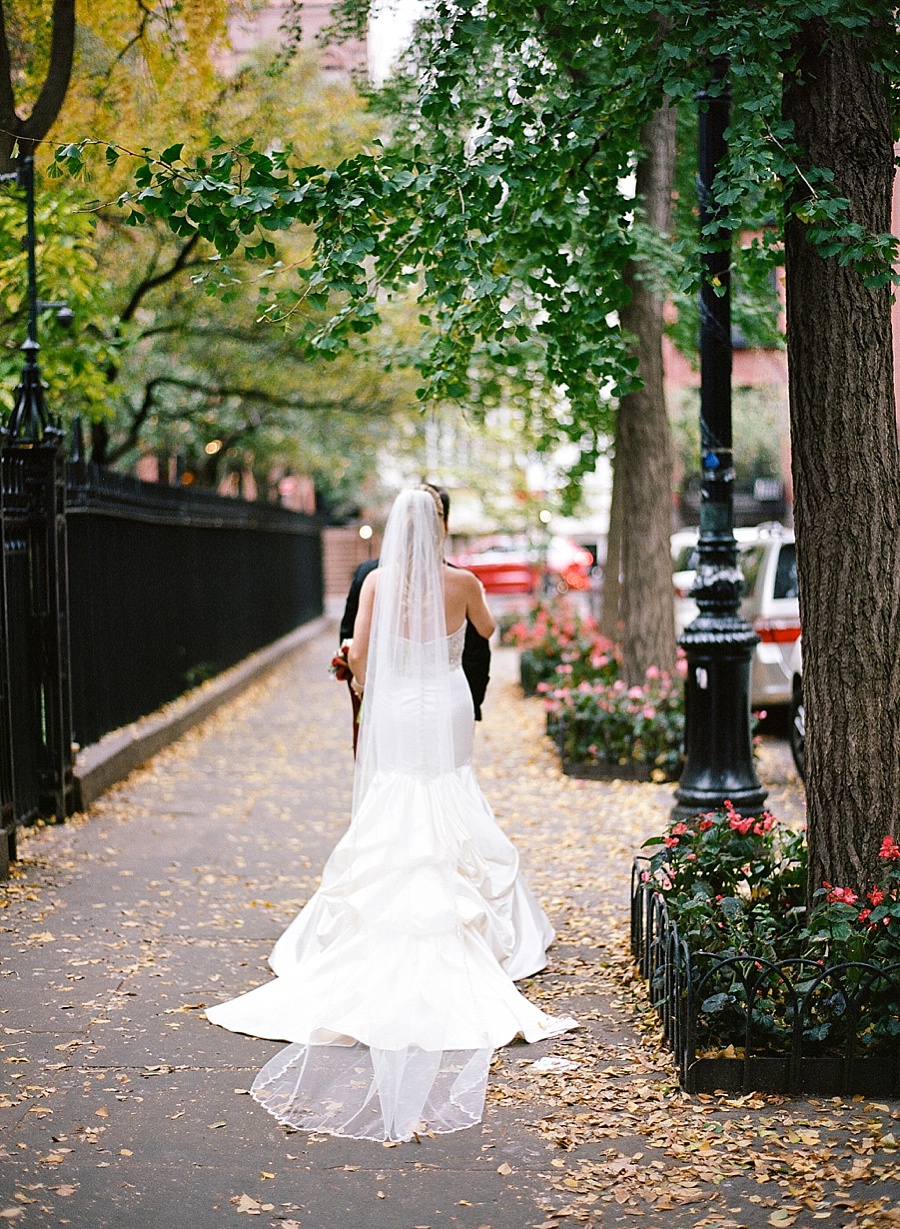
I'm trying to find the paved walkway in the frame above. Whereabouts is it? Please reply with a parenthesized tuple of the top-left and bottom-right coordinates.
(1, 629, 897, 1229)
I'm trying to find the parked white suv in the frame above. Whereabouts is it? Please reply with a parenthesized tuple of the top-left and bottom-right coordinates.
(672, 524, 800, 710)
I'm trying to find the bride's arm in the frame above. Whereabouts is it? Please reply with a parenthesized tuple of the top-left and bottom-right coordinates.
(347, 571, 377, 688)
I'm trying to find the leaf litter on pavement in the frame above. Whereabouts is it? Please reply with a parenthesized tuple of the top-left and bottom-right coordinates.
(1, 639, 897, 1228)
(475, 649, 899, 1227)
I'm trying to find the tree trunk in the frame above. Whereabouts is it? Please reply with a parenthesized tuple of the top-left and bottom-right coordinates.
(616, 102, 678, 685)
(783, 21, 900, 898)
(599, 451, 622, 641)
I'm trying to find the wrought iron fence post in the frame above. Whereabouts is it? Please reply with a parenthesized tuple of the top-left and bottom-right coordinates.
(0, 150, 75, 879)
(0, 426, 14, 875)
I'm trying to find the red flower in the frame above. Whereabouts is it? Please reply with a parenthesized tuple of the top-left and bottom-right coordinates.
(868, 887, 885, 906)
(664, 836, 680, 848)
(826, 885, 859, 906)
(671, 822, 688, 836)
(698, 818, 714, 832)
(329, 652, 352, 682)
(879, 836, 900, 861)
(858, 908, 872, 923)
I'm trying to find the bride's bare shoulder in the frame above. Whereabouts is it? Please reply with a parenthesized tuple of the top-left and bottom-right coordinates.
(444, 563, 479, 590)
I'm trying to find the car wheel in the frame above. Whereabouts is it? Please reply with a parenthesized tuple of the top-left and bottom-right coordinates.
(789, 685, 805, 781)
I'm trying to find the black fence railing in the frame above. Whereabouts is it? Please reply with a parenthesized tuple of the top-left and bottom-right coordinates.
(66, 462, 323, 749)
(1, 431, 323, 878)
(0, 425, 74, 870)
(631, 858, 900, 1095)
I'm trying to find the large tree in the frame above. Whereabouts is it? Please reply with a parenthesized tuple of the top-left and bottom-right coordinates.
(782, 18, 900, 897)
(615, 104, 678, 682)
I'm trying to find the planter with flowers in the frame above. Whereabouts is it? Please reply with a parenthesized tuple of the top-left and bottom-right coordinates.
(543, 667, 685, 783)
(633, 805, 900, 1094)
(507, 600, 686, 782)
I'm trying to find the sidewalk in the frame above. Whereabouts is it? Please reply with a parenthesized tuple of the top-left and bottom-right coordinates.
(1, 628, 897, 1229)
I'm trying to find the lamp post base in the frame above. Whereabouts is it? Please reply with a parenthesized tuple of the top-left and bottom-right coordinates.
(672, 615, 768, 821)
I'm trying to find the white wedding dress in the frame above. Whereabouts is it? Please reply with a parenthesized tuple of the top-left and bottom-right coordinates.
(207, 491, 575, 1142)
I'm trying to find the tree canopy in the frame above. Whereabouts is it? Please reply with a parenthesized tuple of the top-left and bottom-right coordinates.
(1, 2, 425, 498)
(54, 1, 896, 503)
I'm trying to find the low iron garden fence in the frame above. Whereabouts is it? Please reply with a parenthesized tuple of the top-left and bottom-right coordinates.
(631, 858, 900, 1096)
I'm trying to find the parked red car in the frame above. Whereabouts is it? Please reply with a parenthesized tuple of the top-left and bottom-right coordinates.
(451, 535, 592, 596)
(450, 536, 541, 595)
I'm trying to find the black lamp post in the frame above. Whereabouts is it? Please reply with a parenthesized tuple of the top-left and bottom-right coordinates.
(1, 153, 71, 443)
(672, 59, 767, 820)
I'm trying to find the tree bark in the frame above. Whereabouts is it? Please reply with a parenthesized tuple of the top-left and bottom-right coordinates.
(600, 451, 623, 641)
(616, 102, 678, 684)
(783, 21, 900, 898)
(0, 0, 76, 172)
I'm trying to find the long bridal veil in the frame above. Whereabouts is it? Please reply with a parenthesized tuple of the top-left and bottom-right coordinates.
(208, 489, 575, 1142)
(351, 487, 455, 811)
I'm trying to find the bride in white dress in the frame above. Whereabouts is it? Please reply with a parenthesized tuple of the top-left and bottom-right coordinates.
(206, 486, 575, 1142)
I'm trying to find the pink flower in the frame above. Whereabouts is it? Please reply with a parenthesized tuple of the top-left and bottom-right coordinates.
(858, 908, 872, 923)
(645, 665, 660, 680)
(627, 686, 644, 700)
(642, 706, 657, 720)
(729, 814, 755, 836)
(664, 836, 680, 848)
(671, 823, 688, 836)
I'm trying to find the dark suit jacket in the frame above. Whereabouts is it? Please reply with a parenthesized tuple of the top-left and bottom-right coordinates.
(339, 558, 491, 720)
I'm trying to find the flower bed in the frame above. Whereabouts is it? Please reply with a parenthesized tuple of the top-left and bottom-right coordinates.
(545, 669, 684, 783)
(632, 806, 900, 1094)
(506, 601, 619, 694)
(507, 600, 685, 781)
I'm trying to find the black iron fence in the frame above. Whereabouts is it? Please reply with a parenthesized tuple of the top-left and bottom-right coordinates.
(1, 429, 323, 877)
(631, 859, 900, 1095)
(0, 425, 73, 872)
(66, 462, 322, 749)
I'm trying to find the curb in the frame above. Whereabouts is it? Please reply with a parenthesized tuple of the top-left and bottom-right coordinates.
(73, 617, 331, 811)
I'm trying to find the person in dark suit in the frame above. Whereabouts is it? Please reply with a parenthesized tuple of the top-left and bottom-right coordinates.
(339, 488, 491, 752)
